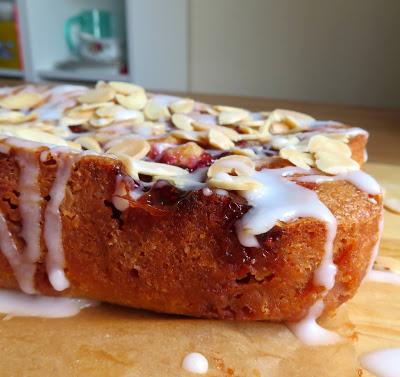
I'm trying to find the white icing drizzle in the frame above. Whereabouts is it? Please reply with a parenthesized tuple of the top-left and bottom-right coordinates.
(182, 352, 209, 374)
(359, 348, 400, 377)
(287, 299, 341, 345)
(43, 152, 77, 291)
(0, 212, 37, 293)
(0, 288, 97, 318)
(13, 149, 42, 294)
(236, 168, 338, 290)
(297, 170, 381, 195)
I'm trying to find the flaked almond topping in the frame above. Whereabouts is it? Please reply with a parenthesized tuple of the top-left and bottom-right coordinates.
(384, 197, 400, 215)
(74, 136, 102, 152)
(144, 99, 170, 121)
(218, 109, 249, 125)
(65, 141, 82, 150)
(171, 129, 207, 143)
(169, 98, 195, 114)
(208, 128, 234, 150)
(116, 92, 147, 110)
(374, 255, 400, 273)
(214, 105, 247, 113)
(78, 87, 115, 104)
(66, 107, 94, 120)
(132, 121, 166, 137)
(89, 117, 114, 128)
(308, 135, 351, 157)
(0, 127, 68, 146)
(121, 157, 189, 180)
(108, 81, 145, 95)
(208, 174, 262, 191)
(0, 110, 37, 124)
(152, 175, 204, 190)
(266, 109, 314, 134)
(0, 92, 44, 110)
(280, 147, 313, 170)
(192, 122, 241, 142)
(60, 117, 88, 126)
(96, 105, 119, 118)
(171, 113, 194, 131)
(79, 102, 114, 110)
(238, 120, 265, 128)
(208, 155, 255, 178)
(315, 151, 359, 175)
(271, 135, 300, 150)
(230, 146, 256, 157)
(269, 122, 291, 135)
(107, 139, 150, 160)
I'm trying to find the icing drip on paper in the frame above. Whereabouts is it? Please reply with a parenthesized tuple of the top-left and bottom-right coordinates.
(182, 352, 209, 374)
(0, 289, 97, 318)
(43, 152, 77, 291)
(287, 299, 341, 345)
(359, 348, 400, 377)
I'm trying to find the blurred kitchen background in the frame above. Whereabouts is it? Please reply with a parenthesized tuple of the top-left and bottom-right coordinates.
(0, 0, 399, 108)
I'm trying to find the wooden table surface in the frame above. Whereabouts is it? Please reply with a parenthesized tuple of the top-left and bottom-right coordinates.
(1, 77, 399, 165)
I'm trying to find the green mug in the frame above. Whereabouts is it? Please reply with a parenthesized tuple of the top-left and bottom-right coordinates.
(64, 9, 113, 55)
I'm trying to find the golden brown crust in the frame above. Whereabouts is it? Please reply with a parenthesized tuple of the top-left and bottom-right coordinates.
(0, 137, 381, 321)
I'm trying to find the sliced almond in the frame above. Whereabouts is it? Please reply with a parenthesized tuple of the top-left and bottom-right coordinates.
(192, 122, 241, 142)
(230, 147, 256, 157)
(315, 151, 359, 175)
(65, 141, 82, 150)
(60, 117, 88, 126)
(308, 135, 351, 157)
(280, 147, 313, 170)
(169, 98, 195, 114)
(0, 127, 68, 146)
(171, 113, 194, 131)
(108, 81, 145, 95)
(0, 110, 37, 124)
(208, 155, 255, 178)
(218, 109, 249, 125)
(271, 135, 300, 150)
(144, 99, 170, 121)
(130, 159, 188, 178)
(96, 105, 119, 118)
(89, 117, 114, 128)
(116, 92, 147, 110)
(107, 139, 150, 160)
(208, 174, 262, 191)
(132, 121, 166, 137)
(74, 136, 102, 152)
(214, 105, 247, 113)
(208, 129, 234, 150)
(170, 130, 207, 143)
(67, 107, 94, 120)
(78, 87, 115, 104)
(79, 102, 114, 110)
(0, 92, 44, 110)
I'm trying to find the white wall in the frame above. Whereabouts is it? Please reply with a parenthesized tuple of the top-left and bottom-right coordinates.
(189, 0, 400, 108)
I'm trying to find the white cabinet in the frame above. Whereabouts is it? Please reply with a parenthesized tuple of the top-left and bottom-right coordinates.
(2, 0, 188, 91)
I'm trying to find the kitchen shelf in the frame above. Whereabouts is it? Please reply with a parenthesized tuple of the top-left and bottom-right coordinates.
(0, 68, 24, 78)
(38, 68, 129, 84)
